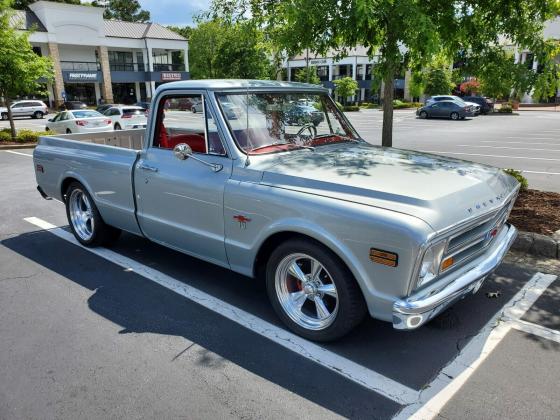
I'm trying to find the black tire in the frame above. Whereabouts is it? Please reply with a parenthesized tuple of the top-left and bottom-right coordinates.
(419, 110, 428, 119)
(34, 111, 44, 119)
(1, 113, 7, 120)
(265, 238, 367, 341)
(65, 181, 121, 247)
(450, 112, 459, 120)
(66, 128, 72, 134)
(192, 108, 197, 114)
(114, 123, 121, 130)
(45, 127, 49, 131)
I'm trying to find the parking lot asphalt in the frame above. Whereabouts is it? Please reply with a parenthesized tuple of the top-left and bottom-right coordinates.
(1, 148, 559, 419)
(2, 108, 559, 192)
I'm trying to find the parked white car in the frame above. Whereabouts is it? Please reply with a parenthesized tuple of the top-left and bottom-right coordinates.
(427, 95, 481, 115)
(1, 100, 49, 120)
(103, 105, 147, 130)
(46, 110, 113, 134)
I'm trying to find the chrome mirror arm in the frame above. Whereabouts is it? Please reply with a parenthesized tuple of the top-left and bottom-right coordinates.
(173, 143, 223, 172)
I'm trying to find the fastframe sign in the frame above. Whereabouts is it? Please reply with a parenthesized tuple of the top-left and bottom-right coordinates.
(67, 72, 99, 82)
(161, 72, 182, 81)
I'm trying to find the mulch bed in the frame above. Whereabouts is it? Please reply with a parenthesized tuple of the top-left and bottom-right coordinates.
(508, 189, 560, 236)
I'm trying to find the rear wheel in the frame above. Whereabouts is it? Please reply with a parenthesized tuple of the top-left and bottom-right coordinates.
(192, 108, 197, 114)
(266, 238, 366, 341)
(114, 123, 121, 130)
(1, 113, 7, 120)
(65, 181, 121, 247)
(450, 112, 459, 120)
(34, 111, 44, 119)
(66, 128, 72, 134)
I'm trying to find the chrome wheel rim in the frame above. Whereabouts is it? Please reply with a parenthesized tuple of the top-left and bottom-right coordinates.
(275, 253, 339, 330)
(69, 189, 94, 241)
(451, 112, 458, 120)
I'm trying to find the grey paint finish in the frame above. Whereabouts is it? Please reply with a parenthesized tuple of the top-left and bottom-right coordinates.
(33, 80, 519, 329)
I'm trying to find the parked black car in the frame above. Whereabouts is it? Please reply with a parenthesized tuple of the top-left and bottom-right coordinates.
(462, 96, 494, 114)
(416, 100, 474, 120)
(284, 103, 325, 126)
(59, 101, 87, 111)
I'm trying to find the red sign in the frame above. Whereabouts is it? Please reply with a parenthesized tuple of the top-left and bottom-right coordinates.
(161, 72, 182, 81)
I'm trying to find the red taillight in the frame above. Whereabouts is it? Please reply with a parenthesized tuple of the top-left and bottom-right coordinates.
(75, 120, 88, 126)
(105, 119, 112, 125)
(122, 114, 132, 119)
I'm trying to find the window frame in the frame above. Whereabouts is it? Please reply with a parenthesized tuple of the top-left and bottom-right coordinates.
(151, 91, 228, 157)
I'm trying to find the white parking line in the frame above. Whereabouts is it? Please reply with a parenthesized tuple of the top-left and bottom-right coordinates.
(394, 272, 557, 420)
(23, 216, 418, 405)
(3, 150, 33, 157)
(421, 150, 560, 162)
(508, 319, 560, 344)
(507, 136, 557, 140)
(521, 170, 560, 176)
(480, 140, 560, 146)
(455, 145, 560, 152)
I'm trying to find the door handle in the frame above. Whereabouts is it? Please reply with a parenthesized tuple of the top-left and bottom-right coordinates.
(138, 163, 159, 172)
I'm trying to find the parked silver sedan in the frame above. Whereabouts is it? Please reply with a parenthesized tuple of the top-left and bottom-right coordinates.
(417, 100, 475, 120)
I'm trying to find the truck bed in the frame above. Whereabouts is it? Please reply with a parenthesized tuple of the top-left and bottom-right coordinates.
(34, 129, 144, 235)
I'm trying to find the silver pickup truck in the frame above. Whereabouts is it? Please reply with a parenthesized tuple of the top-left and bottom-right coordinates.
(34, 80, 519, 341)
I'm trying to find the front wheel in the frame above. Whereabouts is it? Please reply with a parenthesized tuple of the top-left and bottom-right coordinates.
(450, 112, 459, 120)
(419, 110, 428, 119)
(1, 113, 7, 120)
(65, 181, 121, 247)
(266, 238, 366, 341)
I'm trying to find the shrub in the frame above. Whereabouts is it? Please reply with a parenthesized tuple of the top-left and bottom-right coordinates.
(0, 131, 12, 142)
(392, 100, 420, 109)
(503, 168, 528, 191)
(342, 105, 360, 112)
(16, 129, 49, 143)
(498, 102, 513, 113)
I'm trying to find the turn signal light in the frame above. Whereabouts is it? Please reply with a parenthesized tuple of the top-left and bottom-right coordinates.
(441, 256, 454, 271)
(370, 248, 398, 267)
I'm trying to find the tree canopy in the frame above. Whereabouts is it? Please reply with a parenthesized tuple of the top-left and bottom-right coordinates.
(294, 66, 321, 85)
(211, 0, 560, 147)
(176, 18, 272, 80)
(92, 0, 150, 22)
(0, 0, 53, 138)
(333, 77, 358, 105)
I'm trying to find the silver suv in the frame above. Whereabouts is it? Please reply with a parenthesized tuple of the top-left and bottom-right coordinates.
(0, 100, 49, 120)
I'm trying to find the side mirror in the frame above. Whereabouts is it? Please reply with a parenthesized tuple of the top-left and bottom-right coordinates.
(173, 143, 192, 160)
(172, 142, 223, 172)
(47, 118, 53, 122)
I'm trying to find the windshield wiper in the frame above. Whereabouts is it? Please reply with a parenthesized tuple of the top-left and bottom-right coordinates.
(249, 141, 315, 153)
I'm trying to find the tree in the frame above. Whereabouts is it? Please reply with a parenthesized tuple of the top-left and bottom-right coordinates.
(333, 77, 358, 105)
(92, 0, 150, 22)
(423, 66, 454, 96)
(184, 18, 271, 80)
(212, 0, 560, 147)
(12, 0, 80, 9)
(0, 1, 53, 139)
(295, 66, 321, 85)
(408, 71, 425, 101)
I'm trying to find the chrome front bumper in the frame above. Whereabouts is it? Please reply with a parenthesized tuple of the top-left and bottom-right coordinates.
(392, 223, 517, 330)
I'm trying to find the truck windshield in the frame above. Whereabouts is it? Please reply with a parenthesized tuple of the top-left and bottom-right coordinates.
(216, 92, 358, 155)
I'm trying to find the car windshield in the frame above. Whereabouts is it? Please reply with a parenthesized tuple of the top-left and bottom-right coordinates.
(216, 92, 358, 155)
(72, 110, 103, 118)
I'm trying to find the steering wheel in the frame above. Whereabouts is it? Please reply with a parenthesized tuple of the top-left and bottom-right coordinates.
(294, 123, 317, 145)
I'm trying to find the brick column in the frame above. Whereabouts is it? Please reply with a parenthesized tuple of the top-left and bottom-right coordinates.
(47, 42, 64, 108)
(97, 46, 114, 103)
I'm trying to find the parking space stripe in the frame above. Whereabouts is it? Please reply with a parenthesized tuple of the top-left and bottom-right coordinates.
(420, 150, 560, 162)
(23, 216, 418, 405)
(508, 319, 560, 344)
(454, 145, 560, 152)
(393, 272, 557, 420)
(3, 150, 33, 157)
(480, 140, 560, 146)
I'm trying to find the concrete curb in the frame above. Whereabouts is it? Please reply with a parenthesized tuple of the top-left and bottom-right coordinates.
(512, 229, 560, 259)
(0, 143, 36, 150)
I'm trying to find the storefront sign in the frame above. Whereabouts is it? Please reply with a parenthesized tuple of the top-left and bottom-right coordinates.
(310, 59, 328, 65)
(161, 72, 182, 81)
(67, 72, 99, 82)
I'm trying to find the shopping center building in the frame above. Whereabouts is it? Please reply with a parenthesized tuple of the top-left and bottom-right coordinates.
(12, 1, 189, 107)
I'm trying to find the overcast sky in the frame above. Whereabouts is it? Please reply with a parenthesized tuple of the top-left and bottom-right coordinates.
(139, 0, 211, 26)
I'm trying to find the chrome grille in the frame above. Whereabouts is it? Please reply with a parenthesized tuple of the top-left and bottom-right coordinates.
(441, 196, 516, 273)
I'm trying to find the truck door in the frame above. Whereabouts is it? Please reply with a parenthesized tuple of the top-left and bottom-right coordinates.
(134, 92, 232, 267)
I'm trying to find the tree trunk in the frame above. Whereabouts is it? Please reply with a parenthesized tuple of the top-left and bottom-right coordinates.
(381, 71, 394, 147)
(7, 100, 16, 140)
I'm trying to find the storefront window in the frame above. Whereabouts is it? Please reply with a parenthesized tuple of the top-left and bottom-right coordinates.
(109, 51, 134, 71)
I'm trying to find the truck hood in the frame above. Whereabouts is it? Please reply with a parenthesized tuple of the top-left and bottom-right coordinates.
(258, 143, 519, 232)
